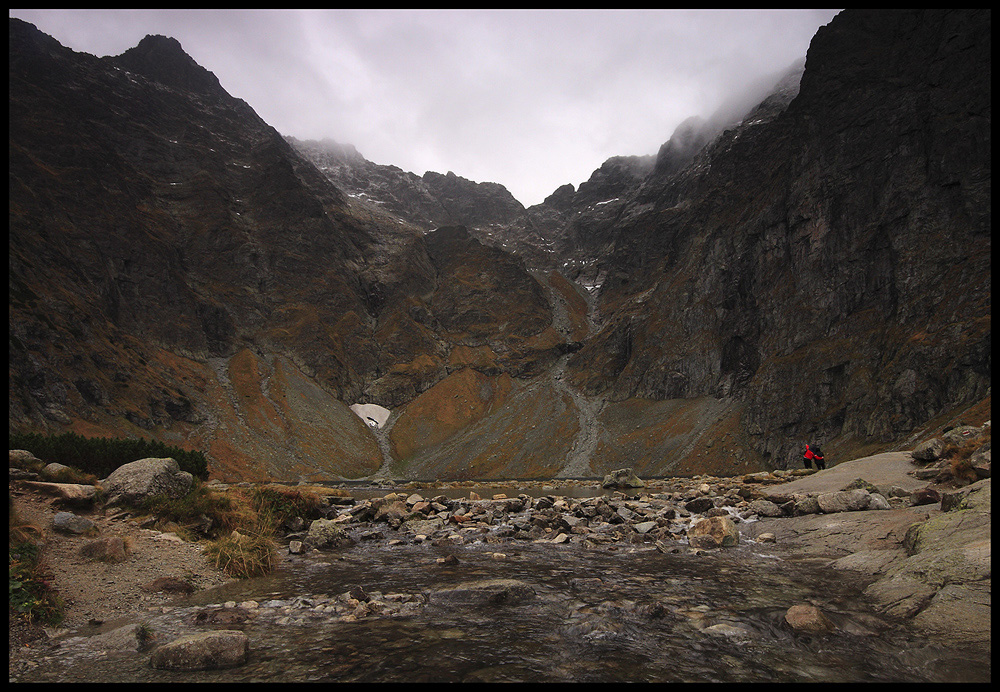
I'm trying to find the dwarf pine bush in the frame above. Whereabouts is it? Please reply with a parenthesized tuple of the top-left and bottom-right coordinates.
(8, 431, 208, 479)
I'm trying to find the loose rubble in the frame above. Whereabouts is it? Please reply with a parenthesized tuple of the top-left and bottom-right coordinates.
(281, 466, 913, 559)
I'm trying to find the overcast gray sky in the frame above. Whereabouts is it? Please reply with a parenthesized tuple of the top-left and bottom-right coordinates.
(10, 9, 841, 207)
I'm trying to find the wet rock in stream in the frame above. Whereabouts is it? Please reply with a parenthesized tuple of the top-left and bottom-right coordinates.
(149, 630, 250, 671)
(428, 579, 536, 607)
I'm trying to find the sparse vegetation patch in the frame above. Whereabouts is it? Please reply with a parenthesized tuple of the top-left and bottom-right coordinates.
(9, 503, 65, 625)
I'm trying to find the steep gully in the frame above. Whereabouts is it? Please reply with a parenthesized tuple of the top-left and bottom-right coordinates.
(370, 412, 400, 480)
(539, 271, 605, 479)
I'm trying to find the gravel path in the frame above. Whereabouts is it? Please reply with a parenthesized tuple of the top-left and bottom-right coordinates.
(9, 481, 233, 678)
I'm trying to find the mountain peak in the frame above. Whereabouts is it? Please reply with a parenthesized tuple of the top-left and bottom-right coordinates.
(653, 116, 712, 176)
(113, 33, 223, 96)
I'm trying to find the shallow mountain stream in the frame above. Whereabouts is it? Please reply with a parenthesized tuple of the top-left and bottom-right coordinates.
(18, 524, 986, 683)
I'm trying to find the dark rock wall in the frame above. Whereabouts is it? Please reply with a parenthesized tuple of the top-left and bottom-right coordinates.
(9, 18, 376, 408)
(566, 9, 991, 466)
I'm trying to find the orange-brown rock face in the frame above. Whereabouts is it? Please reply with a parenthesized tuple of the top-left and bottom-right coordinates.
(202, 351, 382, 481)
(388, 370, 576, 480)
(389, 368, 514, 463)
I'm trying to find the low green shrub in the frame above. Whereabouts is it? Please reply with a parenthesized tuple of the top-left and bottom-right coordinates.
(942, 428, 990, 485)
(250, 485, 323, 525)
(133, 483, 322, 579)
(136, 481, 255, 538)
(41, 465, 99, 485)
(941, 427, 991, 462)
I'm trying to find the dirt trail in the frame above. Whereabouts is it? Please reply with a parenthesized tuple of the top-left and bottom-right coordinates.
(9, 483, 232, 633)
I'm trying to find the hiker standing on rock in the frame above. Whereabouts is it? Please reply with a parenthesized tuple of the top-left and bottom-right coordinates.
(803, 443, 826, 470)
(812, 445, 825, 470)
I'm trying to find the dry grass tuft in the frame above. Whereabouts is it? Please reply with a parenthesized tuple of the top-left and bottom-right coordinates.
(942, 428, 990, 485)
(203, 526, 278, 579)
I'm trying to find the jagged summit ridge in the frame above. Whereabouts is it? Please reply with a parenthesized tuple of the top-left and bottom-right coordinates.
(113, 33, 224, 96)
(286, 136, 533, 244)
(288, 55, 803, 278)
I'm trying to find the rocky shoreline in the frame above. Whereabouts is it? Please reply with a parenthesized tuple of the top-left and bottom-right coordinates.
(9, 435, 991, 678)
(284, 455, 990, 652)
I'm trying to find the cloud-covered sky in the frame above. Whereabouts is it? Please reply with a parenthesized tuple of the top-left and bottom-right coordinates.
(10, 9, 840, 206)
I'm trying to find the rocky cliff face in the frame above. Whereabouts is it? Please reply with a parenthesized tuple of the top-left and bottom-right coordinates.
(8, 10, 991, 481)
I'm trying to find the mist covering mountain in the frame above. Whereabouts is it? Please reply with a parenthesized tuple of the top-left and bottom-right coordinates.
(8, 10, 991, 481)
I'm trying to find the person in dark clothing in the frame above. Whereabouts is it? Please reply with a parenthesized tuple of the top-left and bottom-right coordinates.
(812, 445, 826, 470)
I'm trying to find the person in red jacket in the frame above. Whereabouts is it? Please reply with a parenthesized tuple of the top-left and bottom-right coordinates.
(803, 444, 815, 469)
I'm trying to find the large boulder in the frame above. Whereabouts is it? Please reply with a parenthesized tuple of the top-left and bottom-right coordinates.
(102, 457, 193, 506)
(21, 481, 97, 505)
(816, 488, 871, 513)
(602, 468, 645, 489)
(404, 516, 445, 535)
(305, 518, 355, 550)
(149, 630, 249, 670)
(969, 445, 991, 479)
(793, 495, 821, 515)
(39, 462, 74, 480)
(941, 479, 991, 512)
(79, 536, 128, 562)
(911, 438, 946, 462)
(909, 487, 941, 506)
(9, 449, 42, 467)
(687, 515, 739, 548)
(784, 604, 835, 633)
(374, 499, 411, 527)
(52, 511, 97, 535)
(684, 497, 715, 514)
(90, 623, 150, 652)
(748, 499, 785, 517)
(941, 426, 982, 446)
(428, 579, 536, 607)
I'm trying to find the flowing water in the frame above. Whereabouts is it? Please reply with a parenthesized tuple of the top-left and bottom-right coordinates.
(17, 531, 988, 683)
